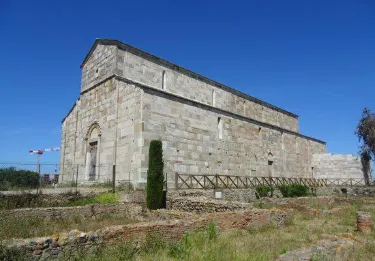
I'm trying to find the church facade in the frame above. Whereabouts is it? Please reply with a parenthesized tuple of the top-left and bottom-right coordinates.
(60, 39, 363, 187)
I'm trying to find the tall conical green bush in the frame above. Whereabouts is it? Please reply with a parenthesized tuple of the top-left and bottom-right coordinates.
(146, 140, 164, 210)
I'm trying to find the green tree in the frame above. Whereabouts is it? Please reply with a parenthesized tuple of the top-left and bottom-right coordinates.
(0, 167, 39, 190)
(355, 108, 375, 184)
(146, 140, 164, 209)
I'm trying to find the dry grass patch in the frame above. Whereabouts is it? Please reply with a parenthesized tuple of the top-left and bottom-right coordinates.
(0, 214, 137, 240)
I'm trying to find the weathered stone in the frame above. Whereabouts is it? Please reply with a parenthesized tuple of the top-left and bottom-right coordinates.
(0, 202, 144, 221)
(87, 231, 97, 242)
(33, 249, 43, 255)
(50, 241, 59, 248)
(276, 234, 357, 261)
(356, 211, 373, 233)
(61, 39, 358, 188)
(45, 238, 52, 245)
(68, 229, 80, 241)
(312, 153, 367, 181)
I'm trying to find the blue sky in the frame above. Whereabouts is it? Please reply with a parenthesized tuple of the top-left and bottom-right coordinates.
(0, 0, 374, 166)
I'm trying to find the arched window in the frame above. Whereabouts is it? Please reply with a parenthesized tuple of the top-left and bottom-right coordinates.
(86, 122, 101, 140)
(162, 70, 167, 90)
(218, 117, 223, 140)
(212, 89, 216, 106)
(89, 127, 98, 140)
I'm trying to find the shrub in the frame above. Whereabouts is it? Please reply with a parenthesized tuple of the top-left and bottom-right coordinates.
(146, 140, 164, 210)
(117, 181, 134, 192)
(207, 222, 218, 241)
(0, 244, 28, 261)
(277, 184, 310, 197)
(0, 167, 39, 190)
(277, 185, 289, 197)
(168, 232, 191, 259)
(255, 185, 274, 198)
(142, 232, 165, 253)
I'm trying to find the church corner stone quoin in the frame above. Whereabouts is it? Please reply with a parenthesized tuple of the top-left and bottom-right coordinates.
(59, 39, 363, 188)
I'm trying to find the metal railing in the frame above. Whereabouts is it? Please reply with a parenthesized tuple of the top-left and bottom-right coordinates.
(174, 173, 369, 189)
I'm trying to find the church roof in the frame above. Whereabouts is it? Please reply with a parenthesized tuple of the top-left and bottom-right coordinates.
(81, 39, 299, 119)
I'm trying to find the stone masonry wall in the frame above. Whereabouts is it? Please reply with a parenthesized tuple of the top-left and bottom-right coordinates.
(81, 44, 117, 93)
(168, 189, 258, 203)
(141, 88, 325, 187)
(312, 153, 366, 181)
(117, 48, 299, 132)
(0, 203, 144, 221)
(61, 78, 143, 183)
(61, 40, 326, 187)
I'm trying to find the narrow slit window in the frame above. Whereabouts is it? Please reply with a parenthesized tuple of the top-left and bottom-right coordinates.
(212, 89, 216, 106)
(218, 117, 223, 140)
(162, 70, 167, 90)
(268, 160, 273, 177)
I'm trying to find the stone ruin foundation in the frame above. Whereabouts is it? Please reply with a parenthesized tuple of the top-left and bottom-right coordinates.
(356, 211, 373, 234)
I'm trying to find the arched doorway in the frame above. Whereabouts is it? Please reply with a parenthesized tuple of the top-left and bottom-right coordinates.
(85, 123, 101, 181)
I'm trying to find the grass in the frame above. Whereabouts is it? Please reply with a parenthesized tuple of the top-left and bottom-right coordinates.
(2, 197, 375, 260)
(0, 192, 122, 239)
(55, 204, 365, 261)
(67, 192, 119, 206)
(0, 191, 119, 210)
(0, 214, 136, 240)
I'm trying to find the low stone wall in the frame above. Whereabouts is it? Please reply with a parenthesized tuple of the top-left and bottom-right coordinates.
(168, 194, 357, 215)
(168, 189, 258, 203)
(5, 207, 292, 260)
(168, 196, 253, 213)
(119, 190, 146, 203)
(0, 203, 145, 221)
(168, 187, 375, 205)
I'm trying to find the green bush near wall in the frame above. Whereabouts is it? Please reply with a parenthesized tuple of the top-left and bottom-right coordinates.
(255, 185, 274, 198)
(277, 184, 310, 198)
(0, 167, 39, 191)
(146, 140, 164, 210)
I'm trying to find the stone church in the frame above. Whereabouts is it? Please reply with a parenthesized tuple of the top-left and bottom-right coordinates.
(60, 39, 367, 187)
